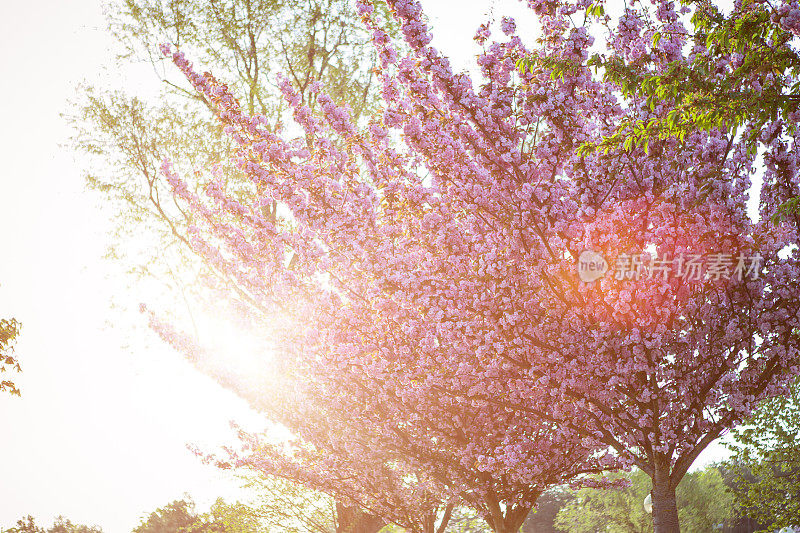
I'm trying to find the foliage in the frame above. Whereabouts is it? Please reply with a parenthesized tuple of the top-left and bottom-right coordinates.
(726, 380, 800, 531)
(107, 0, 388, 119)
(555, 471, 655, 533)
(675, 468, 734, 532)
(233, 474, 337, 533)
(518, 0, 800, 224)
(0, 317, 21, 396)
(521, 487, 574, 533)
(380, 507, 491, 533)
(133, 499, 201, 533)
(133, 497, 270, 533)
(202, 498, 270, 533)
(2, 515, 103, 533)
(578, 1, 800, 149)
(438, 508, 493, 533)
(2, 516, 41, 533)
(554, 468, 733, 533)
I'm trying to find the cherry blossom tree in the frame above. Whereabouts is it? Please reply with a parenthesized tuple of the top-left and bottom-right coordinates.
(147, 301, 605, 532)
(153, 0, 800, 532)
(224, 363, 599, 533)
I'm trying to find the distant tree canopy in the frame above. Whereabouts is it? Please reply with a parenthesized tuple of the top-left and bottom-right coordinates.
(232, 474, 337, 533)
(521, 487, 574, 533)
(133, 499, 200, 533)
(2, 515, 102, 533)
(725, 379, 800, 531)
(0, 317, 21, 396)
(132, 494, 332, 532)
(554, 468, 734, 533)
(108, 0, 388, 118)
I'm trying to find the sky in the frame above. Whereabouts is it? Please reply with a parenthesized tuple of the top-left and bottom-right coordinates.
(0, 1, 730, 532)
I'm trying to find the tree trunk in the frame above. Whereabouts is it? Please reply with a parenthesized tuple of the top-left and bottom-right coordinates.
(424, 502, 454, 533)
(489, 522, 527, 533)
(484, 503, 531, 533)
(335, 503, 385, 533)
(651, 479, 680, 533)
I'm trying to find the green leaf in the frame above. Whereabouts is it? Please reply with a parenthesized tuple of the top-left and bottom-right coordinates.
(623, 137, 633, 151)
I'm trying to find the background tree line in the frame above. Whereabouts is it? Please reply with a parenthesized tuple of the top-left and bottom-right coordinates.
(4, 431, 799, 533)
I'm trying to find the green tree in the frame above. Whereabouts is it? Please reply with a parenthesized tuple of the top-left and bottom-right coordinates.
(3, 516, 43, 533)
(441, 507, 492, 533)
(2, 516, 103, 533)
(132, 490, 338, 533)
(0, 317, 22, 396)
(522, 487, 574, 533)
(579, 1, 800, 150)
(715, 461, 767, 533)
(726, 380, 800, 531)
(379, 506, 489, 533)
(201, 499, 266, 533)
(614, 0, 800, 225)
(133, 499, 201, 533)
(554, 469, 733, 533)
(236, 475, 336, 532)
(204, 477, 333, 533)
(555, 471, 654, 533)
(67, 0, 399, 357)
(675, 469, 732, 532)
(45, 517, 103, 533)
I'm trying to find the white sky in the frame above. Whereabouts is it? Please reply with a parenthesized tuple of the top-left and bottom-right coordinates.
(0, 1, 728, 532)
